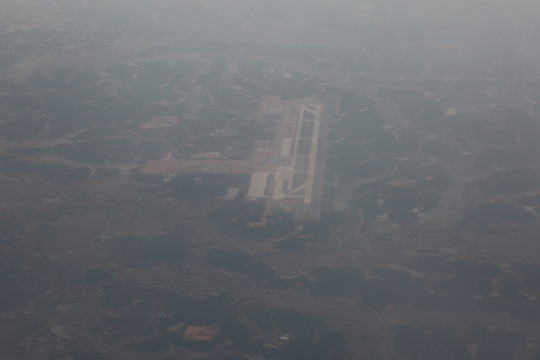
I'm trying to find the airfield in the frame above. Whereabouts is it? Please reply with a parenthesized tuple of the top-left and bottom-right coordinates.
(142, 95, 338, 222)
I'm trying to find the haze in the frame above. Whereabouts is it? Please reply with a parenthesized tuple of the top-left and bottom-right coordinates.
(1, 1, 540, 359)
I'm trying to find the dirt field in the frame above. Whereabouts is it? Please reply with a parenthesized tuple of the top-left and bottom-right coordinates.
(139, 115, 180, 129)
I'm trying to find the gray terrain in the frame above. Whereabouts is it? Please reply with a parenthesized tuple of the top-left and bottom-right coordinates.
(2, 1, 540, 359)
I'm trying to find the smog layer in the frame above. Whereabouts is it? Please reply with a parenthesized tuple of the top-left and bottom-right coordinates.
(2, 1, 540, 359)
